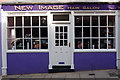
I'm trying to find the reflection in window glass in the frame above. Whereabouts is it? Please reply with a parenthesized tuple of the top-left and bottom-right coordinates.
(24, 28, 31, 38)
(8, 17, 14, 26)
(108, 39, 115, 49)
(75, 27, 82, 37)
(32, 39, 39, 49)
(83, 27, 90, 37)
(16, 16, 22, 26)
(16, 28, 22, 38)
(16, 39, 23, 49)
(100, 16, 107, 26)
(8, 28, 15, 38)
(100, 27, 107, 37)
(53, 15, 69, 21)
(108, 27, 115, 37)
(92, 27, 98, 37)
(83, 39, 90, 49)
(92, 39, 98, 49)
(83, 16, 90, 26)
(40, 28, 48, 37)
(24, 16, 31, 26)
(41, 39, 48, 49)
(75, 39, 82, 49)
(32, 28, 39, 38)
(108, 16, 115, 26)
(32, 16, 39, 26)
(24, 39, 31, 49)
(100, 39, 107, 49)
(55, 40, 59, 46)
(8, 39, 15, 50)
(92, 16, 98, 26)
(75, 16, 82, 26)
(40, 16, 47, 26)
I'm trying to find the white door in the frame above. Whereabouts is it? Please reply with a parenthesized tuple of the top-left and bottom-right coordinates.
(51, 24, 71, 66)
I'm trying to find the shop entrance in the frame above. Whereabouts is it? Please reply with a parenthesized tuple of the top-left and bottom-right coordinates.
(52, 24, 71, 65)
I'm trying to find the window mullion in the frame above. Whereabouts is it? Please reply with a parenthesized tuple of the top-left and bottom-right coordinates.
(22, 16, 24, 50)
(98, 16, 100, 49)
(14, 16, 16, 50)
(39, 16, 41, 49)
(31, 16, 32, 49)
(107, 16, 108, 49)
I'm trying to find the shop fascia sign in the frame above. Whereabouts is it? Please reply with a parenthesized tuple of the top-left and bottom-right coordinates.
(2, 4, 120, 11)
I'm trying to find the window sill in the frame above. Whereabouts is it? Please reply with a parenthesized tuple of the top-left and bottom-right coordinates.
(7, 49, 49, 53)
(74, 49, 116, 52)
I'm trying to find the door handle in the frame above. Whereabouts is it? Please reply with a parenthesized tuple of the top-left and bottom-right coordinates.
(69, 42, 71, 47)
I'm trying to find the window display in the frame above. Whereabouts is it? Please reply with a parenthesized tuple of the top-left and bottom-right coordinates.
(74, 16, 115, 49)
(7, 16, 48, 50)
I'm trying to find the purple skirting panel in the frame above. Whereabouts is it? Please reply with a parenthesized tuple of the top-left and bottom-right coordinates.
(0, 5, 2, 75)
(74, 52, 116, 71)
(7, 53, 49, 75)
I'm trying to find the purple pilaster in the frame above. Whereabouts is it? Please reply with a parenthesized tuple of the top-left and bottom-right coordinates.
(74, 52, 116, 71)
(7, 53, 49, 75)
(0, 5, 2, 75)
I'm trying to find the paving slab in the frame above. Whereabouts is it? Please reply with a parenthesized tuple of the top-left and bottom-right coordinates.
(51, 73, 66, 78)
(79, 71, 95, 78)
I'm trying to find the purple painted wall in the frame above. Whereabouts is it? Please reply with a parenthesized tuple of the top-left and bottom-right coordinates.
(7, 53, 49, 75)
(0, 5, 2, 75)
(74, 52, 116, 71)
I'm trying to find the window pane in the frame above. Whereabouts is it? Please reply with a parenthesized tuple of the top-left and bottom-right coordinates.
(75, 16, 82, 26)
(16, 16, 22, 26)
(64, 33, 67, 39)
(108, 27, 115, 37)
(100, 16, 107, 26)
(64, 40, 68, 46)
(40, 28, 48, 37)
(24, 28, 31, 38)
(16, 28, 22, 38)
(60, 27, 63, 32)
(24, 39, 31, 49)
(75, 27, 82, 37)
(83, 16, 90, 26)
(60, 33, 63, 39)
(100, 27, 107, 37)
(92, 16, 98, 26)
(32, 16, 39, 26)
(108, 39, 115, 49)
(32, 28, 39, 38)
(40, 16, 47, 26)
(41, 39, 48, 49)
(55, 33, 59, 39)
(92, 27, 98, 37)
(83, 39, 90, 49)
(100, 39, 107, 49)
(53, 15, 69, 21)
(24, 16, 31, 26)
(55, 27, 59, 32)
(108, 16, 115, 26)
(92, 39, 98, 49)
(75, 39, 82, 49)
(8, 17, 14, 26)
(60, 40, 63, 46)
(32, 39, 39, 49)
(55, 40, 59, 46)
(16, 39, 23, 49)
(83, 27, 90, 37)
(8, 39, 15, 50)
(8, 28, 15, 38)
(64, 26, 67, 32)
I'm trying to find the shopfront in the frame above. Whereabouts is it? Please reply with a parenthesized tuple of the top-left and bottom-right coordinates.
(0, 3, 120, 75)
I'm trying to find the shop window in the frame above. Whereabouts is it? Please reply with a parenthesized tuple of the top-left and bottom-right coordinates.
(74, 15, 115, 50)
(8, 17, 14, 27)
(40, 16, 47, 26)
(16, 16, 22, 26)
(7, 16, 48, 50)
(24, 16, 31, 26)
(83, 27, 90, 37)
(83, 16, 90, 26)
(75, 27, 82, 37)
(75, 16, 82, 26)
(100, 16, 107, 26)
(32, 16, 39, 26)
(53, 15, 69, 21)
(92, 27, 98, 37)
(92, 16, 98, 26)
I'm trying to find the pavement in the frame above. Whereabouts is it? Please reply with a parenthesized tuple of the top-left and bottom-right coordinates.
(1, 69, 120, 80)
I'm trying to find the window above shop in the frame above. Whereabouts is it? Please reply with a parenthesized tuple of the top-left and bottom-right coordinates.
(7, 16, 48, 50)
